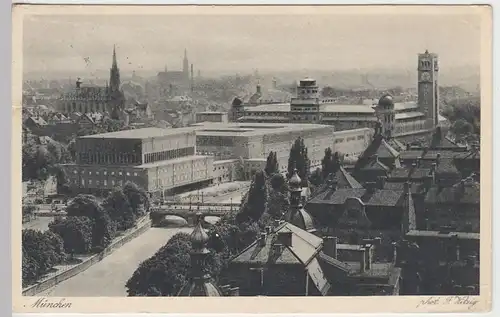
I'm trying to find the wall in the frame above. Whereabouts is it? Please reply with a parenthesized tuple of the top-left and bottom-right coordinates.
(146, 155, 214, 192)
(22, 218, 152, 296)
(212, 159, 240, 184)
(333, 128, 373, 159)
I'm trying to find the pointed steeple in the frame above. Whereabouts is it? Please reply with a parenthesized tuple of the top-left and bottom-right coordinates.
(109, 45, 121, 93)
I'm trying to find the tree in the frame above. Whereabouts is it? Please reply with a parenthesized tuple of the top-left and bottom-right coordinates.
(270, 173, 287, 192)
(321, 148, 333, 179)
(122, 181, 149, 215)
(49, 216, 93, 255)
(287, 137, 311, 186)
(126, 232, 192, 296)
(267, 190, 290, 220)
(450, 118, 474, 142)
(22, 203, 38, 220)
(65, 194, 116, 250)
(264, 151, 279, 176)
(22, 229, 66, 285)
(309, 167, 324, 188)
(321, 148, 341, 179)
(103, 188, 136, 231)
(237, 170, 269, 223)
(53, 164, 71, 195)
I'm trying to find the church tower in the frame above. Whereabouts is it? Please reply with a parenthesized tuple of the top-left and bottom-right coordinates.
(109, 45, 125, 119)
(417, 50, 439, 129)
(109, 45, 121, 93)
(183, 49, 189, 80)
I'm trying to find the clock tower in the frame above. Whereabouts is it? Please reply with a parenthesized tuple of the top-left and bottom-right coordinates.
(417, 50, 439, 129)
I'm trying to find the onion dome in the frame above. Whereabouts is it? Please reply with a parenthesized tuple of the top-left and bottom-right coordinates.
(289, 169, 302, 189)
(291, 208, 316, 233)
(378, 94, 394, 108)
(190, 213, 209, 252)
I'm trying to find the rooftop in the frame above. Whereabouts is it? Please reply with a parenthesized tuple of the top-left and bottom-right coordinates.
(406, 230, 480, 240)
(194, 122, 334, 138)
(79, 127, 196, 140)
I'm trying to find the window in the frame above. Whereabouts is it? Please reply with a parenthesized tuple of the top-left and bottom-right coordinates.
(111, 172, 115, 175)
(126, 172, 130, 176)
(104, 180, 107, 186)
(112, 180, 115, 186)
(89, 171, 92, 175)
(119, 172, 123, 176)
(104, 171, 107, 175)
(133, 172, 138, 176)
(73, 170, 77, 174)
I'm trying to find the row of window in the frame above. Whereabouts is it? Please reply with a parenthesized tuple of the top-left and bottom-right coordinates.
(72, 169, 139, 177)
(144, 146, 195, 164)
(78, 152, 141, 165)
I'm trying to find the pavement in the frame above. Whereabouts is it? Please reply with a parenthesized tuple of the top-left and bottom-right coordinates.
(39, 227, 192, 297)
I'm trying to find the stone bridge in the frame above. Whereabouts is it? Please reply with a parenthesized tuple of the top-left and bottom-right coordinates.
(150, 203, 238, 226)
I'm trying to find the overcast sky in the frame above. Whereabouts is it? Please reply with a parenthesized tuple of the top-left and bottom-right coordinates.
(23, 12, 482, 76)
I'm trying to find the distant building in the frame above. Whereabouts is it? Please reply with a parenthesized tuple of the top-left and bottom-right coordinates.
(62, 127, 214, 197)
(157, 49, 194, 96)
(195, 111, 228, 124)
(230, 51, 449, 143)
(59, 46, 125, 118)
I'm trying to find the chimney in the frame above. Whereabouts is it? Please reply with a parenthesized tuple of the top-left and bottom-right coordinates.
(256, 84, 262, 95)
(360, 247, 367, 273)
(273, 219, 280, 229)
(403, 182, 410, 196)
(273, 242, 284, 254)
(430, 162, 437, 175)
(436, 153, 441, 165)
(377, 176, 387, 189)
(323, 236, 338, 259)
(76, 78, 82, 89)
(259, 233, 267, 246)
(364, 244, 373, 271)
(374, 237, 382, 246)
(278, 231, 293, 247)
(416, 157, 422, 167)
(391, 242, 398, 265)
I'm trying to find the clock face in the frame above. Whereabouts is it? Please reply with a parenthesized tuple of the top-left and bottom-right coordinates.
(420, 72, 431, 82)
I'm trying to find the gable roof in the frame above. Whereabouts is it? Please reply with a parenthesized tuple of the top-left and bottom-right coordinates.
(425, 178, 480, 205)
(389, 167, 432, 180)
(231, 222, 323, 266)
(309, 187, 407, 207)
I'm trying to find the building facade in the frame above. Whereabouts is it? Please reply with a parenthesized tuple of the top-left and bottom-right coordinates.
(63, 127, 213, 197)
(230, 51, 449, 142)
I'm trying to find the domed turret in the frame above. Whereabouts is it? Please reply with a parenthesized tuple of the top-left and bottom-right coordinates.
(177, 213, 223, 297)
(190, 213, 209, 251)
(289, 169, 302, 189)
(378, 94, 394, 109)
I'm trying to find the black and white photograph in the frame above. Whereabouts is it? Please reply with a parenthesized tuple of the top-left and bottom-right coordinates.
(13, 4, 491, 313)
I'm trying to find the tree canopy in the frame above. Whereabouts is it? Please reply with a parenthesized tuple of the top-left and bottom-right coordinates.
(264, 151, 279, 176)
(49, 216, 93, 255)
(287, 137, 311, 186)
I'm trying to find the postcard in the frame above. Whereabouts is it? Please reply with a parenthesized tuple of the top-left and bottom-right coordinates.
(12, 4, 492, 313)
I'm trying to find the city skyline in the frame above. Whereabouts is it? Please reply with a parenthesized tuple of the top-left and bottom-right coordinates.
(23, 11, 481, 76)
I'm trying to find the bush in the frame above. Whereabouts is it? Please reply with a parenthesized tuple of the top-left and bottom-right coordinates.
(49, 216, 93, 255)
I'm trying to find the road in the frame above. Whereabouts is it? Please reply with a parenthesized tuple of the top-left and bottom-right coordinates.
(39, 227, 192, 297)
(22, 217, 55, 232)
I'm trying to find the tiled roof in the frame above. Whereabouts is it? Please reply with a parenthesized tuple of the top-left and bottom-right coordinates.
(360, 158, 390, 171)
(310, 188, 406, 207)
(289, 208, 316, 232)
(336, 167, 363, 189)
(378, 139, 400, 158)
(424, 177, 480, 205)
(231, 222, 322, 265)
(389, 167, 432, 180)
(435, 158, 460, 175)
(383, 182, 427, 195)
